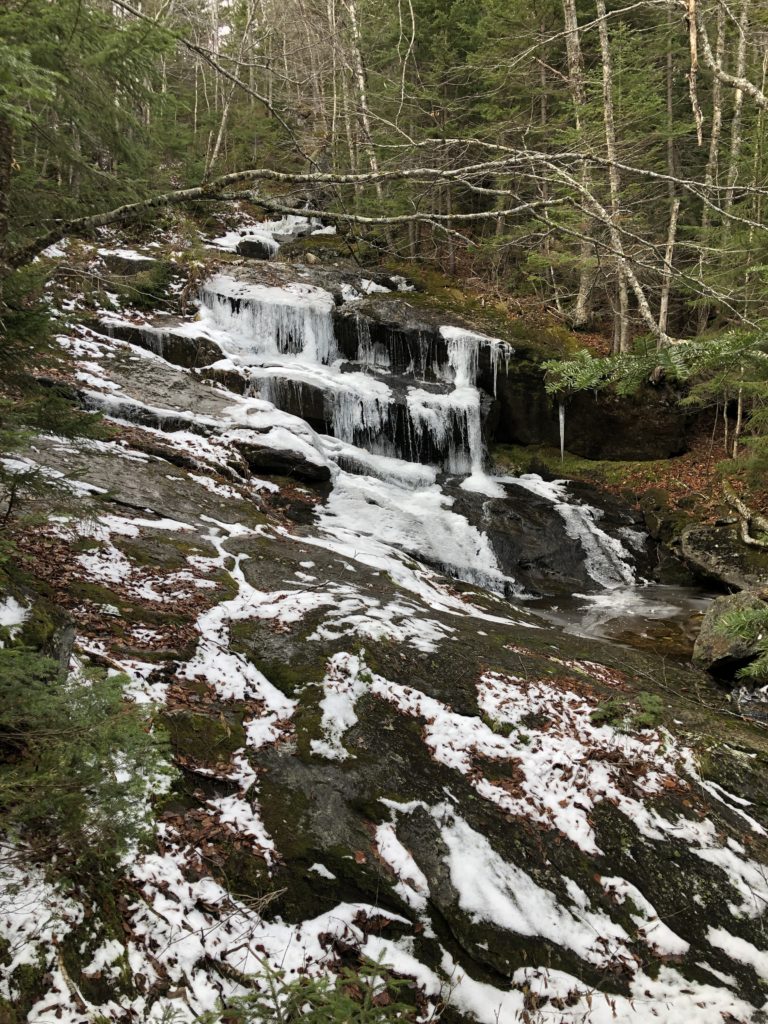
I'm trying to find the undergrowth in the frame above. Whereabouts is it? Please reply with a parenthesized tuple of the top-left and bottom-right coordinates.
(590, 691, 665, 731)
(718, 605, 768, 684)
(196, 959, 422, 1024)
(0, 647, 172, 885)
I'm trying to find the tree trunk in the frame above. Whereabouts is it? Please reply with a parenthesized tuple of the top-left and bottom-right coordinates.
(697, 3, 725, 335)
(724, 0, 749, 219)
(596, 0, 628, 353)
(658, 198, 680, 340)
(344, 0, 382, 188)
(0, 116, 13, 278)
(562, 0, 593, 328)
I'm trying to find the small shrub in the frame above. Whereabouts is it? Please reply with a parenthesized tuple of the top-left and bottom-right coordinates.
(112, 261, 178, 310)
(719, 606, 768, 683)
(200, 959, 419, 1024)
(0, 648, 173, 884)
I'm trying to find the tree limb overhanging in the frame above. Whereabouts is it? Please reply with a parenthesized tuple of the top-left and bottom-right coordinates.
(7, 0, 768, 353)
(695, 0, 768, 108)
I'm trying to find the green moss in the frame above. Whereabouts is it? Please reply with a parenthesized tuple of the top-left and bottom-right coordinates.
(294, 694, 325, 762)
(68, 579, 127, 607)
(480, 712, 515, 737)
(163, 707, 246, 761)
(380, 264, 580, 358)
(491, 441, 674, 485)
(634, 691, 666, 729)
(229, 632, 328, 695)
(17, 602, 57, 650)
(116, 537, 185, 571)
(590, 691, 665, 732)
(257, 773, 312, 861)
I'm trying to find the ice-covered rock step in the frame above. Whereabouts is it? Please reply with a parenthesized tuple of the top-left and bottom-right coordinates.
(85, 390, 331, 483)
(335, 296, 514, 390)
(74, 343, 331, 482)
(196, 267, 416, 365)
(199, 260, 407, 307)
(100, 314, 225, 369)
(208, 214, 334, 258)
(199, 274, 338, 364)
(251, 365, 497, 470)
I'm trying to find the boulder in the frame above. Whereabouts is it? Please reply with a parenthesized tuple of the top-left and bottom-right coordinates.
(100, 253, 160, 275)
(681, 522, 768, 590)
(101, 319, 224, 369)
(230, 432, 331, 483)
(693, 589, 768, 678)
(235, 237, 275, 260)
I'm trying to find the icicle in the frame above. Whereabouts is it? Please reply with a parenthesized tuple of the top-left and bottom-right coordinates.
(559, 402, 566, 463)
(491, 340, 513, 397)
(329, 389, 392, 446)
(199, 276, 337, 364)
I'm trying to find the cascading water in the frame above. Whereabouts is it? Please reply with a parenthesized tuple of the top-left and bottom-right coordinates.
(440, 325, 513, 398)
(355, 318, 392, 372)
(182, 220, 648, 600)
(329, 376, 394, 449)
(400, 327, 512, 493)
(500, 474, 637, 589)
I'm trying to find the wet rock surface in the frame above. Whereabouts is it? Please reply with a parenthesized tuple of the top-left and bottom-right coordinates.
(451, 476, 653, 597)
(236, 237, 277, 259)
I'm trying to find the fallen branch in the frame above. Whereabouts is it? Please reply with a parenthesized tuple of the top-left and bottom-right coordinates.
(723, 480, 768, 547)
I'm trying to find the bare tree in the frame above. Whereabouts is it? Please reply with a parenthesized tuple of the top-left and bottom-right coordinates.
(596, 0, 629, 353)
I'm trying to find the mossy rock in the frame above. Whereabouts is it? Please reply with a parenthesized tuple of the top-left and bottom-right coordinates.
(163, 707, 246, 761)
(693, 590, 768, 679)
(380, 264, 580, 359)
(281, 233, 379, 264)
(682, 523, 768, 590)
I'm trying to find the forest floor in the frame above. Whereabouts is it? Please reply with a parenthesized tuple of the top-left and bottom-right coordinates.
(493, 424, 768, 528)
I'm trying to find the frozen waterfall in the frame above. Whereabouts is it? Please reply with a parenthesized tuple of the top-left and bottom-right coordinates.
(183, 219, 647, 597)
